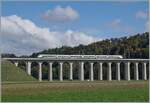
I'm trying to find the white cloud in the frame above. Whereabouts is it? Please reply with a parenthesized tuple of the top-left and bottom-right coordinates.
(108, 19, 121, 28)
(145, 21, 149, 31)
(107, 19, 133, 33)
(136, 11, 147, 19)
(1, 15, 99, 55)
(42, 6, 79, 23)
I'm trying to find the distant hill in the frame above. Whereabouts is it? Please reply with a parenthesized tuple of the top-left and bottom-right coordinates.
(1, 32, 149, 80)
(1, 32, 149, 59)
(1, 60, 36, 82)
(31, 32, 149, 59)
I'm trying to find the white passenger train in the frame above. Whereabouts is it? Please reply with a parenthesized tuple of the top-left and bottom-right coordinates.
(37, 54, 123, 59)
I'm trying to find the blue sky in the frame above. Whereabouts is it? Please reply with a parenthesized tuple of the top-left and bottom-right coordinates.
(1, 1, 148, 55)
(2, 1, 148, 38)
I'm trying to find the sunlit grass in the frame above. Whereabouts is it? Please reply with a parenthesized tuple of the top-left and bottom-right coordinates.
(2, 81, 149, 102)
(2, 60, 36, 81)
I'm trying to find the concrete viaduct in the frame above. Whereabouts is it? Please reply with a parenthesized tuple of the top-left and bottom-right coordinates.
(2, 55, 149, 81)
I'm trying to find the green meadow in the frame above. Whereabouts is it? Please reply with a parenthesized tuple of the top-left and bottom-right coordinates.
(1, 60, 36, 82)
(2, 81, 149, 102)
(1, 60, 149, 102)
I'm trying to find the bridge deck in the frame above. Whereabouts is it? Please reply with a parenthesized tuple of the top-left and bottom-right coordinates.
(2, 58, 149, 62)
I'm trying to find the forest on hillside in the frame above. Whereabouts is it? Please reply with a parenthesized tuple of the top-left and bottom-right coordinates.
(30, 32, 149, 59)
(2, 32, 149, 58)
(2, 32, 149, 80)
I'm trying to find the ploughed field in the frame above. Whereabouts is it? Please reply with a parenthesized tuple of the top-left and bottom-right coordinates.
(2, 81, 149, 102)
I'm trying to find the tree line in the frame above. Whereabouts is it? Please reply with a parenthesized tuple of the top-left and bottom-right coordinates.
(30, 32, 149, 59)
(2, 32, 149, 80)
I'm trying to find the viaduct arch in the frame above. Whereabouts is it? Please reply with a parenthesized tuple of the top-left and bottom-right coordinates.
(2, 55, 149, 81)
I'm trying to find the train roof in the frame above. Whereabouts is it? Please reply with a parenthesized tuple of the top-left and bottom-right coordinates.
(37, 54, 123, 59)
(38, 54, 122, 56)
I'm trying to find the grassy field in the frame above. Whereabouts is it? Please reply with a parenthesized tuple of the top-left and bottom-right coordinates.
(2, 81, 149, 102)
(1, 60, 149, 102)
(1, 60, 36, 81)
